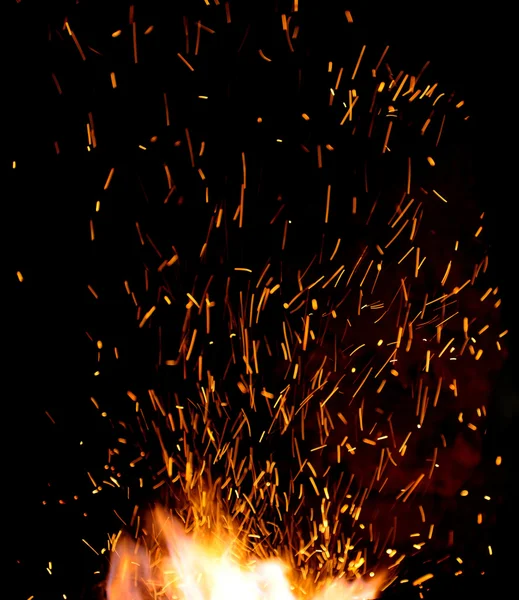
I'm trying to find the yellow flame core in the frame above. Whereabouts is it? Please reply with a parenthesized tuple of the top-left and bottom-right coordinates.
(107, 508, 381, 600)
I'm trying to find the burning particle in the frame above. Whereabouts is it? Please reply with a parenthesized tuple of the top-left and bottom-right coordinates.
(432, 189, 448, 203)
(258, 49, 272, 62)
(412, 573, 434, 586)
(103, 168, 115, 190)
(82, 539, 99, 555)
(351, 45, 366, 80)
(177, 53, 195, 71)
(139, 306, 156, 328)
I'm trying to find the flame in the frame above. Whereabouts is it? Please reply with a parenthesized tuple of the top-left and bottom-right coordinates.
(107, 507, 382, 600)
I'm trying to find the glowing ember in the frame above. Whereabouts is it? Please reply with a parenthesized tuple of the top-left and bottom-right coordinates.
(107, 507, 382, 600)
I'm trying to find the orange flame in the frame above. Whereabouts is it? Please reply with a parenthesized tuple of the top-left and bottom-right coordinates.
(107, 507, 382, 600)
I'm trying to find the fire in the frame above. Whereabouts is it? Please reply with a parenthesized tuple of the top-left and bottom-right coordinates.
(107, 507, 382, 600)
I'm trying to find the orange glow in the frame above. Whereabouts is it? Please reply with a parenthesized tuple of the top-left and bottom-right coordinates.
(107, 507, 382, 600)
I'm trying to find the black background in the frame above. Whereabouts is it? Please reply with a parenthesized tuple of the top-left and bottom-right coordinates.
(8, 1, 517, 598)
